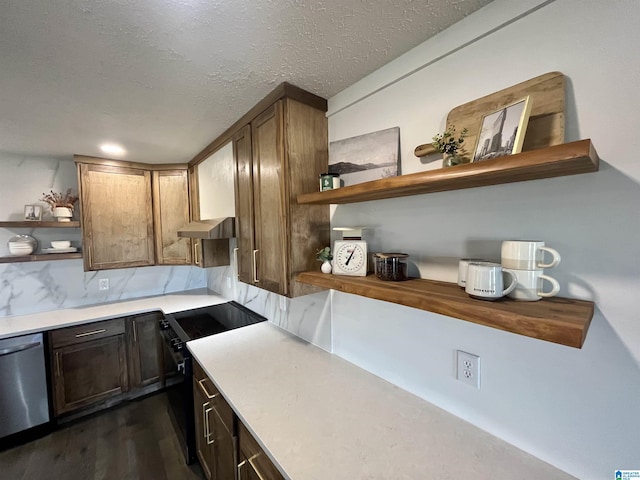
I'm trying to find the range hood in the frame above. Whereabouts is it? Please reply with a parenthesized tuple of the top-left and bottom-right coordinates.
(177, 217, 235, 239)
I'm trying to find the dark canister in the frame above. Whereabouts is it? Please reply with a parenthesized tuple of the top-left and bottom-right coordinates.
(374, 253, 409, 281)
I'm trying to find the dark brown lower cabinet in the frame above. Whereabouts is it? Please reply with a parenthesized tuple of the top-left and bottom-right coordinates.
(50, 318, 128, 416)
(49, 312, 164, 419)
(193, 359, 236, 480)
(193, 359, 283, 480)
(238, 421, 285, 480)
(127, 311, 163, 393)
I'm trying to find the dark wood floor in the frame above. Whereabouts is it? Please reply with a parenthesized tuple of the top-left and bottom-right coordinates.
(0, 392, 205, 480)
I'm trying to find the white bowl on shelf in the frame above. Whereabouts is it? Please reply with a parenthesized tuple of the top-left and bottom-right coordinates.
(9, 244, 34, 255)
(51, 240, 71, 249)
(8, 235, 37, 256)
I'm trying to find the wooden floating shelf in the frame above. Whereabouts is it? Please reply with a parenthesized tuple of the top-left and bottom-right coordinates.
(0, 252, 83, 264)
(0, 221, 81, 228)
(296, 271, 594, 348)
(297, 139, 599, 205)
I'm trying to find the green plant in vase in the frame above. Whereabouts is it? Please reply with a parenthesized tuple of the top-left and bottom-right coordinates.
(316, 246, 333, 274)
(432, 125, 469, 167)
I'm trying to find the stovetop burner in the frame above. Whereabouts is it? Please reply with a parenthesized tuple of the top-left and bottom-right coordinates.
(165, 301, 266, 342)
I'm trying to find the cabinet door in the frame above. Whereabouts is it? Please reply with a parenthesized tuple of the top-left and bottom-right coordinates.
(193, 372, 215, 480)
(193, 360, 236, 480)
(251, 102, 288, 295)
(233, 124, 255, 285)
(238, 421, 285, 480)
(152, 169, 192, 265)
(128, 312, 162, 393)
(52, 335, 128, 416)
(79, 163, 155, 270)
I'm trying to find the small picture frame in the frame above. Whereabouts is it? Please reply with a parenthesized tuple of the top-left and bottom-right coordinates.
(472, 96, 532, 162)
(24, 204, 42, 221)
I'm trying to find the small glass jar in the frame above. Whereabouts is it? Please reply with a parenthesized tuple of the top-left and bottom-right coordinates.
(319, 173, 340, 191)
(374, 253, 409, 281)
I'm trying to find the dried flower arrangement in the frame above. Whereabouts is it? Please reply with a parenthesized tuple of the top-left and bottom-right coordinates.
(40, 189, 79, 212)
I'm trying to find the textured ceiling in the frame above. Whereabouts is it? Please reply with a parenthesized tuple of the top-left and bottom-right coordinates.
(0, 0, 492, 164)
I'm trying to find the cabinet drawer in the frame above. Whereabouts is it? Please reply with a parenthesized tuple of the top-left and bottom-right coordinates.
(239, 421, 285, 480)
(193, 359, 235, 435)
(50, 318, 125, 348)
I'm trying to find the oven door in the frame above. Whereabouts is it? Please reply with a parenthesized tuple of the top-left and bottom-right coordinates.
(160, 327, 196, 464)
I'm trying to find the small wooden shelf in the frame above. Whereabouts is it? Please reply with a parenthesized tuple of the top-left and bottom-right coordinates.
(297, 139, 599, 205)
(0, 221, 80, 228)
(296, 271, 594, 348)
(0, 252, 83, 264)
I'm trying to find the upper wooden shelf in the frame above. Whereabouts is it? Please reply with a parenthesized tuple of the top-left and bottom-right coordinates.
(296, 271, 594, 348)
(0, 221, 81, 228)
(297, 139, 599, 205)
(0, 252, 83, 264)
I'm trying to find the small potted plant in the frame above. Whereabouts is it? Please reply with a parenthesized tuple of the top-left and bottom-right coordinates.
(432, 125, 469, 167)
(316, 246, 333, 274)
(40, 189, 79, 222)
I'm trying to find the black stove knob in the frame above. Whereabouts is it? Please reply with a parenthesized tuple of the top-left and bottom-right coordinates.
(159, 320, 170, 330)
(173, 342, 184, 352)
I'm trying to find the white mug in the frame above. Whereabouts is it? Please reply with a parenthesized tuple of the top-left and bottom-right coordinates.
(457, 258, 491, 287)
(501, 240, 561, 270)
(465, 262, 518, 301)
(508, 269, 560, 301)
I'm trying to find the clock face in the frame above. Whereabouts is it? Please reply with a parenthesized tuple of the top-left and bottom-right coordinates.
(333, 240, 367, 276)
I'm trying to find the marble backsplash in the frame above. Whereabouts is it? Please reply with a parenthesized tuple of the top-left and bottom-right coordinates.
(206, 264, 332, 352)
(0, 259, 207, 317)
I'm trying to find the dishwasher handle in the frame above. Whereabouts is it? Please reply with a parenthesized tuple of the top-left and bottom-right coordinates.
(0, 341, 42, 357)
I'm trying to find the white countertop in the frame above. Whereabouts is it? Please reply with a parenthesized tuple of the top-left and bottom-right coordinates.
(0, 288, 227, 339)
(189, 322, 574, 480)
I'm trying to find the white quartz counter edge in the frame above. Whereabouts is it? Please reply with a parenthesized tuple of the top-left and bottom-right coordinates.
(188, 322, 575, 480)
(0, 288, 227, 339)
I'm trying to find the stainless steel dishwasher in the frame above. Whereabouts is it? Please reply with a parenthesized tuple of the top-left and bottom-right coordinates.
(0, 332, 50, 438)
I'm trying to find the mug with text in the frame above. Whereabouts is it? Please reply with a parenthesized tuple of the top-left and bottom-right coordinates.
(465, 262, 518, 301)
(507, 269, 560, 301)
(501, 240, 561, 270)
(457, 258, 492, 287)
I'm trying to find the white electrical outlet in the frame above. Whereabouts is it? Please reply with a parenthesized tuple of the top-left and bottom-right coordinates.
(226, 276, 231, 289)
(99, 278, 109, 291)
(456, 350, 480, 388)
(279, 296, 287, 312)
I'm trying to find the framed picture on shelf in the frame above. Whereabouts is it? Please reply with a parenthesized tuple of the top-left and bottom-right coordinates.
(24, 204, 42, 221)
(329, 126, 400, 187)
(472, 96, 532, 162)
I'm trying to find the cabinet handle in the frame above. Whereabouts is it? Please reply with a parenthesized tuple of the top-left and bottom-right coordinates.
(132, 320, 137, 343)
(198, 378, 218, 400)
(238, 454, 266, 480)
(252, 249, 259, 283)
(87, 245, 92, 267)
(194, 241, 200, 266)
(233, 247, 239, 278)
(75, 328, 106, 338)
(55, 351, 61, 377)
(203, 402, 215, 445)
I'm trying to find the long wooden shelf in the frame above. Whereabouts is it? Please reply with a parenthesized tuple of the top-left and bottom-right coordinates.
(0, 221, 80, 228)
(297, 139, 599, 204)
(296, 271, 594, 348)
(0, 252, 83, 264)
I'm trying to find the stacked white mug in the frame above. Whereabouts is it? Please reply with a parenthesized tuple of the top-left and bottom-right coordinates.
(501, 240, 561, 301)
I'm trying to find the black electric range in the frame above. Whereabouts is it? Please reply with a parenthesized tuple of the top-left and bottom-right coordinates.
(159, 301, 266, 464)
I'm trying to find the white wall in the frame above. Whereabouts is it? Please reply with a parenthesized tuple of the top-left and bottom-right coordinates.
(0, 153, 207, 317)
(327, 1, 640, 478)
